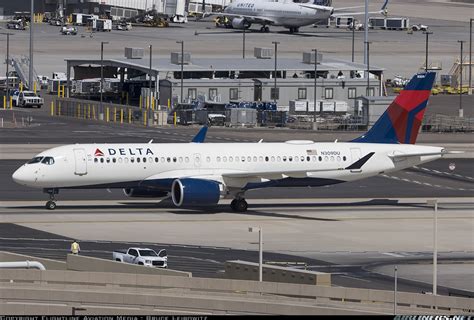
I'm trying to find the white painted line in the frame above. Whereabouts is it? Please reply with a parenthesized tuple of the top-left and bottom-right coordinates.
(339, 275, 372, 283)
(382, 252, 405, 258)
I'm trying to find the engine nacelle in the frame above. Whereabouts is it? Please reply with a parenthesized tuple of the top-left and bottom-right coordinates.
(171, 178, 220, 207)
(123, 187, 168, 198)
(232, 17, 250, 29)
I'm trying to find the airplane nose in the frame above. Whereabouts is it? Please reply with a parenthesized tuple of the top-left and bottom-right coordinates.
(12, 167, 30, 186)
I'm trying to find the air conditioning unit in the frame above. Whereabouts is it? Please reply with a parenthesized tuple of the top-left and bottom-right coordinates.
(254, 47, 273, 59)
(171, 52, 191, 65)
(302, 52, 323, 64)
(125, 47, 144, 59)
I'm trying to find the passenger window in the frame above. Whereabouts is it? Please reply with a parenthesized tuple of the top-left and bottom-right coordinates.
(155, 157, 159, 163)
(167, 157, 171, 162)
(185, 157, 189, 163)
(330, 156, 334, 162)
(173, 157, 177, 163)
(144, 157, 147, 163)
(253, 156, 257, 162)
(277, 156, 281, 162)
(124, 157, 129, 163)
(229, 156, 233, 162)
(112, 158, 116, 163)
(179, 157, 183, 163)
(161, 157, 165, 162)
(100, 158, 104, 163)
(241, 156, 245, 162)
(131, 158, 135, 163)
(300, 156, 305, 162)
(324, 156, 328, 161)
(118, 158, 123, 163)
(319, 156, 322, 162)
(337, 156, 341, 162)
(295, 156, 299, 162)
(312, 156, 316, 162)
(259, 156, 263, 162)
(271, 156, 275, 162)
(217, 156, 221, 162)
(148, 157, 152, 163)
(106, 158, 110, 163)
(265, 156, 269, 162)
(283, 156, 287, 162)
(306, 156, 310, 162)
(137, 158, 141, 163)
(247, 156, 251, 162)
(343, 156, 347, 161)
(206, 156, 211, 162)
(223, 156, 227, 162)
(94, 158, 98, 163)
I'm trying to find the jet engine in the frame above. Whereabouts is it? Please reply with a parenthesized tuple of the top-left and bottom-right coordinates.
(231, 17, 251, 29)
(123, 187, 168, 198)
(171, 178, 220, 207)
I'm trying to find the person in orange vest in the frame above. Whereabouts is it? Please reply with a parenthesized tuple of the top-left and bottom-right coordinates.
(70, 240, 81, 255)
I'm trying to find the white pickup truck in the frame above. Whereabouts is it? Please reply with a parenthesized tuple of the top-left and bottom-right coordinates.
(113, 247, 168, 268)
(12, 90, 44, 108)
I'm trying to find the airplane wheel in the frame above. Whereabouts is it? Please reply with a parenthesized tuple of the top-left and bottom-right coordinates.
(46, 201, 56, 210)
(230, 199, 237, 211)
(232, 199, 248, 212)
(264, 26, 270, 32)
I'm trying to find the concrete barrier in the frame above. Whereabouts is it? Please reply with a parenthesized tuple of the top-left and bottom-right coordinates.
(66, 254, 191, 277)
(224, 260, 331, 286)
(0, 269, 472, 315)
(0, 251, 67, 270)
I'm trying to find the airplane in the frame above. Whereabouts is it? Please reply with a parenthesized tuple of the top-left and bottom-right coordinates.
(12, 71, 451, 212)
(216, 0, 389, 33)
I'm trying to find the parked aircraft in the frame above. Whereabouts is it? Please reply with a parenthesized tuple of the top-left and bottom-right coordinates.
(13, 72, 450, 212)
(217, 0, 389, 33)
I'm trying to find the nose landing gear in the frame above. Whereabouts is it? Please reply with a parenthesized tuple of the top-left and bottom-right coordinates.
(44, 188, 59, 210)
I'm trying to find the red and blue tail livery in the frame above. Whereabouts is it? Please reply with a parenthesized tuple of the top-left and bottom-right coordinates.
(352, 72, 436, 144)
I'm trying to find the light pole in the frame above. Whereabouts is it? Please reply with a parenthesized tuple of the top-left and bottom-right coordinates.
(364, 0, 368, 65)
(394, 265, 398, 315)
(242, 28, 246, 59)
(272, 41, 279, 103)
(365, 41, 372, 96)
(427, 199, 438, 296)
(351, 21, 355, 63)
(29, 0, 34, 89)
(1, 33, 13, 107)
(149, 44, 153, 109)
(458, 40, 465, 118)
(176, 40, 184, 103)
(423, 31, 433, 72)
(469, 19, 472, 95)
(312, 48, 318, 123)
(248, 226, 263, 282)
(100, 41, 109, 110)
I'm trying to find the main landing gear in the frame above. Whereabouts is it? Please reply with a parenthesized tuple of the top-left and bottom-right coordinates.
(230, 198, 248, 212)
(44, 188, 58, 210)
(288, 27, 299, 33)
(260, 25, 270, 32)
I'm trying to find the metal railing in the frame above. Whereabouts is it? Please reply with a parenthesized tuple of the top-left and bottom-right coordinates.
(423, 114, 474, 132)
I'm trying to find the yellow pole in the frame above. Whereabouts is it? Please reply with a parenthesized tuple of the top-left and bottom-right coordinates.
(3, 96, 6, 109)
(83, 104, 86, 119)
(168, 99, 170, 110)
(57, 85, 60, 97)
(62, 85, 65, 98)
(139, 95, 142, 109)
(114, 107, 117, 122)
(88, 104, 91, 119)
(128, 108, 131, 123)
(58, 101, 61, 115)
(19, 82, 23, 92)
(146, 97, 149, 110)
(33, 81, 37, 93)
(106, 107, 109, 122)
(92, 105, 96, 120)
(143, 110, 147, 126)
(152, 98, 155, 110)
(78, 104, 81, 118)
(120, 109, 123, 124)
(174, 111, 177, 126)
(10, 96, 13, 109)
(50, 101, 54, 116)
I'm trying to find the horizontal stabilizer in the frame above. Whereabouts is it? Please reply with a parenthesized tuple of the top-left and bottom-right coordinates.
(388, 149, 457, 159)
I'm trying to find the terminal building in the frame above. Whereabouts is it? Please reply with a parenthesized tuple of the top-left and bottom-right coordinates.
(65, 49, 384, 115)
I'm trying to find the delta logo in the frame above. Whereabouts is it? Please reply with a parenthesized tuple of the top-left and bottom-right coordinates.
(94, 148, 104, 157)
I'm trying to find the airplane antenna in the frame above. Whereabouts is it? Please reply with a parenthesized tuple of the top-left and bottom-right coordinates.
(148, 139, 153, 144)
(258, 139, 263, 143)
(334, 139, 338, 143)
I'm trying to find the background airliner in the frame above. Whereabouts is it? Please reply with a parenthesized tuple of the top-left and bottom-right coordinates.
(13, 72, 449, 212)
(219, 0, 389, 33)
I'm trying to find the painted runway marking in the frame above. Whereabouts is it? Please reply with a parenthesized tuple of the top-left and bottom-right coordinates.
(382, 252, 405, 258)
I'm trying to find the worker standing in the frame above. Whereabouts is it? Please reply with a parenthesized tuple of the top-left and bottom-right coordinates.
(70, 240, 81, 255)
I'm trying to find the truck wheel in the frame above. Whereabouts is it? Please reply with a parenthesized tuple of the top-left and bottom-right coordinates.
(115, 259, 121, 262)
(138, 262, 144, 265)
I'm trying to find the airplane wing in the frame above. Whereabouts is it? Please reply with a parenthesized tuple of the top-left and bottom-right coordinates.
(215, 12, 278, 25)
(191, 126, 208, 143)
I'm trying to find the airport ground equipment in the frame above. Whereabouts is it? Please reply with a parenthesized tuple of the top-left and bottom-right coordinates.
(60, 26, 77, 35)
(113, 248, 168, 268)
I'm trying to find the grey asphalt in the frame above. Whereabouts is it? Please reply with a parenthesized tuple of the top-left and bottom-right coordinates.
(1, 222, 471, 297)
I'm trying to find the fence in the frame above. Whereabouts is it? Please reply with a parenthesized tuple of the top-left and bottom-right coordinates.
(51, 98, 168, 127)
(423, 114, 474, 132)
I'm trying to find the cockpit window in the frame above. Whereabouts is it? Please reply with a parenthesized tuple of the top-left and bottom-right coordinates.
(41, 157, 55, 165)
(27, 156, 43, 164)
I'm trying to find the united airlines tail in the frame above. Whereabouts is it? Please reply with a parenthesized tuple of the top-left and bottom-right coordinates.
(352, 72, 436, 144)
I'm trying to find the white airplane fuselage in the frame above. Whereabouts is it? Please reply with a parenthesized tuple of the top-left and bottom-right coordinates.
(223, 0, 333, 28)
(12, 141, 443, 192)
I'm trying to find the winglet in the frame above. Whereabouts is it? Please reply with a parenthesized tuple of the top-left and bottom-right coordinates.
(345, 152, 375, 170)
(380, 0, 389, 12)
(191, 126, 208, 143)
